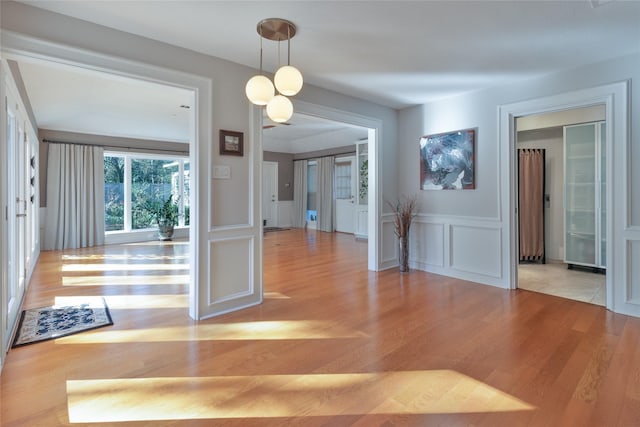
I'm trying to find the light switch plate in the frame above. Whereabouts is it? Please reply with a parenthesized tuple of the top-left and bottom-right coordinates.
(213, 165, 231, 179)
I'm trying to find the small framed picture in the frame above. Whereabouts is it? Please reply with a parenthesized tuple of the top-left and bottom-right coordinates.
(219, 129, 244, 156)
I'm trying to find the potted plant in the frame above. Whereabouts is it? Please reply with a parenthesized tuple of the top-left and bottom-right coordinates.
(155, 194, 179, 241)
(387, 195, 418, 272)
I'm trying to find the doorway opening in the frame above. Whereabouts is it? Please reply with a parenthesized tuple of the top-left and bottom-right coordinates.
(515, 106, 606, 305)
(261, 106, 379, 271)
(1, 46, 202, 336)
(507, 96, 614, 308)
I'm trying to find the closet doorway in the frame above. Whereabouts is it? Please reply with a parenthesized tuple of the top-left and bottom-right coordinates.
(515, 105, 606, 306)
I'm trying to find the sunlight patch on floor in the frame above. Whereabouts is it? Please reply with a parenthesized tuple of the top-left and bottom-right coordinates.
(55, 320, 368, 344)
(53, 295, 189, 309)
(123, 240, 189, 246)
(62, 274, 189, 286)
(51, 296, 109, 309)
(62, 263, 189, 272)
(54, 295, 187, 310)
(264, 291, 290, 299)
(62, 254, 188, 261)
(66, 371, 535, 423)
(101, 295, 189, 309)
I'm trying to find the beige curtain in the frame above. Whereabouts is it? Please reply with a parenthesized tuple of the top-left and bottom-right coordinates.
(44, 143, 105, 250)
(292, 160, 308, 228)
(317, 156, 335, 232)
(519, 149, 545, 262)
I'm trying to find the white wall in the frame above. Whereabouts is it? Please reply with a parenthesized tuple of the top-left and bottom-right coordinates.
(398, 51, 640, 316)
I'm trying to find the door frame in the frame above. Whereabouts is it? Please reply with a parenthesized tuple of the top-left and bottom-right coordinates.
(293, 100, 381, 271)
(1, 31, 206, 320)
(262, 161, 279, 228)
(500, 81, 630, 315)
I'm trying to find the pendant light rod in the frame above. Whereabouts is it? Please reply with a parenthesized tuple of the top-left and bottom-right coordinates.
(287, 25, 291, 65)
(259, 33, 264, 74)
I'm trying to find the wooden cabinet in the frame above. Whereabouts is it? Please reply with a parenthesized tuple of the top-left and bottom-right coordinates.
(563, 121, 605, 270)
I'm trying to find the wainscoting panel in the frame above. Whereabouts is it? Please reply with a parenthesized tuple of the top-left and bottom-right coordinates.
(405, 214, 505, 287)
(628, 239, 640, 304)
(450, 225, 502, 279)
(384, 214, 506, 284)
(208, 236, 255, 306)
(411, 221, 444, 268)
(381, 215, 397, 269)
(354, 206, 369, 239)
(277, 201, 293, 228)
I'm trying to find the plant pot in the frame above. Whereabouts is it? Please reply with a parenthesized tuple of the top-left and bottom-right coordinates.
(158, 223, 175, 241)
(399, 236, 409, 273)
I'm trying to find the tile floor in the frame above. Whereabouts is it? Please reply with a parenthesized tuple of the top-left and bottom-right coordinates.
(518, 261, 606, 306)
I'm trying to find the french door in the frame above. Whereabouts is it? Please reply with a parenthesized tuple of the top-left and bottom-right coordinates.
(335, 156, 356, 233)
(2, 79, 33, 355)
(262, 162, 278, 228)
(3, 91, 26, 352)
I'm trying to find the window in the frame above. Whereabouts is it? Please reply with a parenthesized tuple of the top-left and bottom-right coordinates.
(104, 153, 189, 233)
(334, 160, 352, 200)
(307, 161, 317, 223)
(104, 155, 125, 231)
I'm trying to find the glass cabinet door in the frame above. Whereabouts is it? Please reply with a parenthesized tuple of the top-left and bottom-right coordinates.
(599, 123, 606, 268)
(564, 124, 596, 266)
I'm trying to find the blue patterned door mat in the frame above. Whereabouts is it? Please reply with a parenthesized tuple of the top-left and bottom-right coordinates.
(12, 297, 113, 347)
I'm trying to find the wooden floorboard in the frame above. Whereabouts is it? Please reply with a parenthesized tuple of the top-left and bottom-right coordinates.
(1, 228, 639, 426)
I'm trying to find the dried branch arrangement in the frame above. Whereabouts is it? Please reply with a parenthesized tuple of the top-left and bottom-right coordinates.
(387, 195, 418, 238)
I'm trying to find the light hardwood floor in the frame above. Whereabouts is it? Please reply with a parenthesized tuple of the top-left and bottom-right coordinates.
(1, 229, 639, 426)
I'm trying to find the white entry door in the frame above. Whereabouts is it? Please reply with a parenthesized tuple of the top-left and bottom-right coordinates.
(335, 156, 356, 233)
(262, 161, 278, 228)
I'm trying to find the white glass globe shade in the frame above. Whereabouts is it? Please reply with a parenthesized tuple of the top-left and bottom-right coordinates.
(274, 65, 303, 96)
(266, 95, 293, 123)
(245, 75, 274, 106)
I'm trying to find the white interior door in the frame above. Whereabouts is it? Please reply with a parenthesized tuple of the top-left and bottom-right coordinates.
(16, 120, 27, 296)
(335, 156, 356, 233)
(3, 89, 26, 351)
(262, 161, 278, 228)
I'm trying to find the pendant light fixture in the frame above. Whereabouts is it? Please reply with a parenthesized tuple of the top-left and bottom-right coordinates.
(245, 18, 303, 123)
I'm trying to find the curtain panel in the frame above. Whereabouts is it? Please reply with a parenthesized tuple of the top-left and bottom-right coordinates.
(44, 143, 105, 250)
(292, 160, 308, 228)
(518, 148, 545, 262)
(317, 156, 335, 233)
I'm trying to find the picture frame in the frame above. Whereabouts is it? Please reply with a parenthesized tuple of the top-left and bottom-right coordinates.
(419, 128, 476, 190)
(219, 129, 244, 156)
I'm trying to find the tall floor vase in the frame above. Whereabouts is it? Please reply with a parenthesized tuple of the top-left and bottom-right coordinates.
(399, 236, 409, 273)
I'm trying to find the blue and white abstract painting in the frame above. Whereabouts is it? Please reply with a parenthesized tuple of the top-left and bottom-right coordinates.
(420, 128, 476, 190)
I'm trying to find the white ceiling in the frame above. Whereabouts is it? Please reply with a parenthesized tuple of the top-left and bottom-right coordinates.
(262, 113, 367, 154)
(11, 0, 640, 149)
(18, 60, 193, 143)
